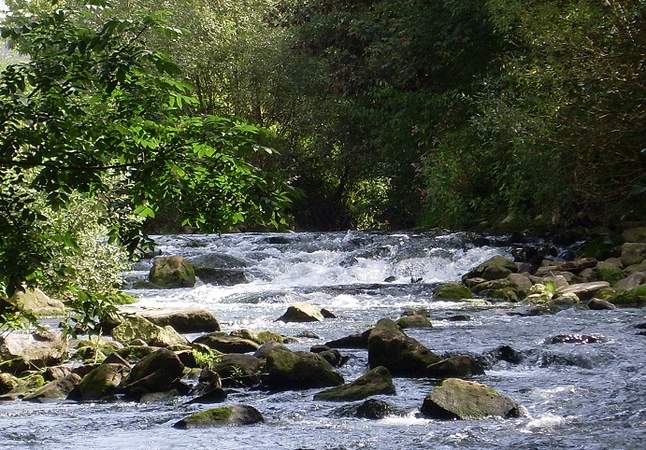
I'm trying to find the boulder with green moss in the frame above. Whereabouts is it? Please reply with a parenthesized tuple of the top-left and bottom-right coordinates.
(434, 283, 472, 300)
(463, 256, 517, 281)
(193, 333, 260, 354)
(368, 319, 441, 377)
(425, 355, 484, 378)
(8, 288, 66, 317)
(111, 315, 187, 348)
(596, 261, 624, 284)
(70, 363, 128, 401)
(420, 378, 521, 420)
(616, 273, 646, 291)
(24, 373, 81, 402)
(229, 329, 297, 345)
(148, 256, 196, 288)
(122, 348, 185, 397)
(261, 344, 344, 390)
(620, 243, 646, 266)
(314, 366, 395, 401)
(623, 226, 646, 243)
(396, 314, 432, 329)
(133, 308, 220, 333)
(610, 285, 646, 307)
(173, 404, 263, 428)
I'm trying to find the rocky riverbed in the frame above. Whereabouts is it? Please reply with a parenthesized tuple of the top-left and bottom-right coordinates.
(1, 231, 645, 449)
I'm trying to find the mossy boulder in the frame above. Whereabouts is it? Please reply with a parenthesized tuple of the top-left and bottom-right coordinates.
(122, 348, 185, 397)
(195, 268, 248, 286)
(261, 345, 344, 390)
(396, 314, 432, 329)
(434, 283, 471, 301)
(112, 315, 188, 348)
(463, 256, 517, 281)
(148, 256, 196, 288)
(193, 333, 260, 354)
(214, 354, 264, 388)
(620, 243, 646, 266)
(611, 285, 646, 307)
(0, 372, 19, 395)
(524, 284, 554, 303)
(276, 303, 325, 322)
(173, 405, 263, 429)
(596, 261, 624, 284)
(229, 329, 296, 345)
(23, 373, 81, 402)
(325, 329, 372, 349)
(367, 319, 441, 377)
(314, 366, 395, 401)
(624, 261, 646, 275)
(420, 378, 521, 420)
(8, 288, 66, 317)
(70, 363, 128, 401)
(426, 355, 484, 378)
(135, 308, 220, 333)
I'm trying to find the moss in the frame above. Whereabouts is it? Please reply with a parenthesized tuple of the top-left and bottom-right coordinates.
(611, 285, 646, 307)
(597, 263, 624, 284)
(180, 406, 234, 426)
(396, 315, 432, 329)
(434, 283, 472, 300)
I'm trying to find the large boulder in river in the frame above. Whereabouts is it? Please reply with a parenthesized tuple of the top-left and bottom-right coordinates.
(426, 355, 484, 378)
(214, 354, 264, 387)
(196, 268, 248, 286)
(420, 378, 521, 420)
(0, 330, 66, 374)
(193, 333, 260, 354)
(434, 283, 471, 300)
(148, 256, 196, 288)
(325, 329, 372, 349)
(111, 315, 188, 348)
(173, 405, 263, 429)
(261, 344, 344, 390)
(122, 348, 184, 397)
(8, 288, 66, 317)
(314, 366, 395, 401)
(23, 373, 81, 402)
(134, 308, 220, 333)
(621, 243, 646, 266)
(463, 256, 517, 281)
(276, 303, 325, 322)
(396, 314, 432, 329)
(70, 363, 128, 401)
(367, 319, 441, 376)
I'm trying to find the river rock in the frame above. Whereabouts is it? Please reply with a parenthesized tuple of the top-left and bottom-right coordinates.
(616, 272, 646, 291)
(596, 261, 624, 283)
(148, 256, 196, 288)
(314, 366, 395, 401)
(196, 268, 248, 286)
(554, 258, 597, 273)
(0, 330, 66, 374)
(186, 387, 227, 404)
(111, 315, 188, 348)
(587, 298, 616, 310)
(556, 282, 610, 301)
(621, 243, 646, 266)
(609, 285, 646, 307)
(229, 329, 296, 345)
(214, 354, 264, 387)
(122, 348, 185, 397)
(132, 308, 220, 333)
(623, 226, 646, 243)
(261, 344, 344, 390)
(70, 363, 128, 401)
(0, 373, 18, 395)
(624, 261, 646, 275)
(433, 283, 472, 300)
(8, 288, 66, 317)
(472, 278, 521, 302)
(367, 319, 441, 376)
(426, 355, 484, 378)
(545, 334, 606, 344)
(23, 373, 81, 402)
(193, 333, 260, 354)
(396, 314, 432, 329)
(310, 346, 348, 367)
(325, 329, 372, 349)
(420, 378, 521, 420)
(276, 303, 325, 322)
(173, 405, 263, 429)
(186, 253, 248, 269)
(463, 256, 517, 281)
(355, 399, 396, 419)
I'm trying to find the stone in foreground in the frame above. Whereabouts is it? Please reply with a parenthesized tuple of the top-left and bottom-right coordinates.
(173, 405, 263, 429)
(420, 378, 521, 420)
(314, 366, 395, 401)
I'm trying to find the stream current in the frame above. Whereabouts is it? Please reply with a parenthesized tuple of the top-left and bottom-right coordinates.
(1, 231, 645, 449)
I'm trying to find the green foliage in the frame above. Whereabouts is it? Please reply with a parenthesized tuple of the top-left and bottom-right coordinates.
(192, 347, 222, 370)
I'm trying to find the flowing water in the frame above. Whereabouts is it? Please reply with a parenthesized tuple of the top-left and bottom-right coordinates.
(1, 231, 645, 449)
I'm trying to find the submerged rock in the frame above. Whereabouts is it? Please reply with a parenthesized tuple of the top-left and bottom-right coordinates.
(173, 405, 263, 429)
(276, 303, 325, 322)
(314, 366, 395, 401)
(420, 378, 521, 420)
(193, 333, 260, 354)
(148, 255, 196, 288)
(433, 283, 472, 301)
(261, 345, 344, 390)
(196, 268, 248, 286)
(112, 315, 188, 348)
(545, 334, 606, 344)
(334, 398, 397, 419)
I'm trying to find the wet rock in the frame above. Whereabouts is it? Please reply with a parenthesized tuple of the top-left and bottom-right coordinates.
(325, 329, 372, 349)
(173, 405, 263, 429)
(193, 333, 260, 354)
(538, 352, 594, 369)
(383, 276, 397, 283)
(463, 256, 517, 281)
(314, 366, 395, 401)
(434, 283, 472, 300)
(131, 308, 220, 333)
(122, 348, 185, 397)
(355, 399, 396, 419)
(196, 268, 248, 286)
(43, 366, 72, 382)
(214, 354, 264, 387)
(444, 314, 471, 321)
(401, 307, 430, 317)
(545, 334, 606, 344)
(320, 308, 337, 319)
(367, 319, 441, 377)
(295, 330, 320, 339)
(230, 329, 296, 346)
(0, 330, 66, 374)
(112, 315, 188, 348)
(8, 288, 66, 317)
(556, 282, 610, 301)
(426, 355, 484, 378)
(420, 378, 521, 420)
(186, 253, 248, 269)
(396, 314, 432, 329)
(621, 243, 646, 267)
(0, 373, 18, 395)
(486, 345, 524, 364)
(24, 373, 81, 402)
(186, 387, 227, 404)
(148, 256, 196, 288)
(261, 345, 344, 390)
(596, 261, 624, 284)
(616, 272, 646, 291)
(310, 346, 348, 367)
(70, 363, 128, 401)
(587, 298, 616, 310)
(276, 303, 325, 322)
(554, 258, 597, 273)
(634, 322, 646, 329)
(472, 278, 521, 302)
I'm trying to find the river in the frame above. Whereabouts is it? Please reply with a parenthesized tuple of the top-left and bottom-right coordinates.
(1, 231, 645, 449)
